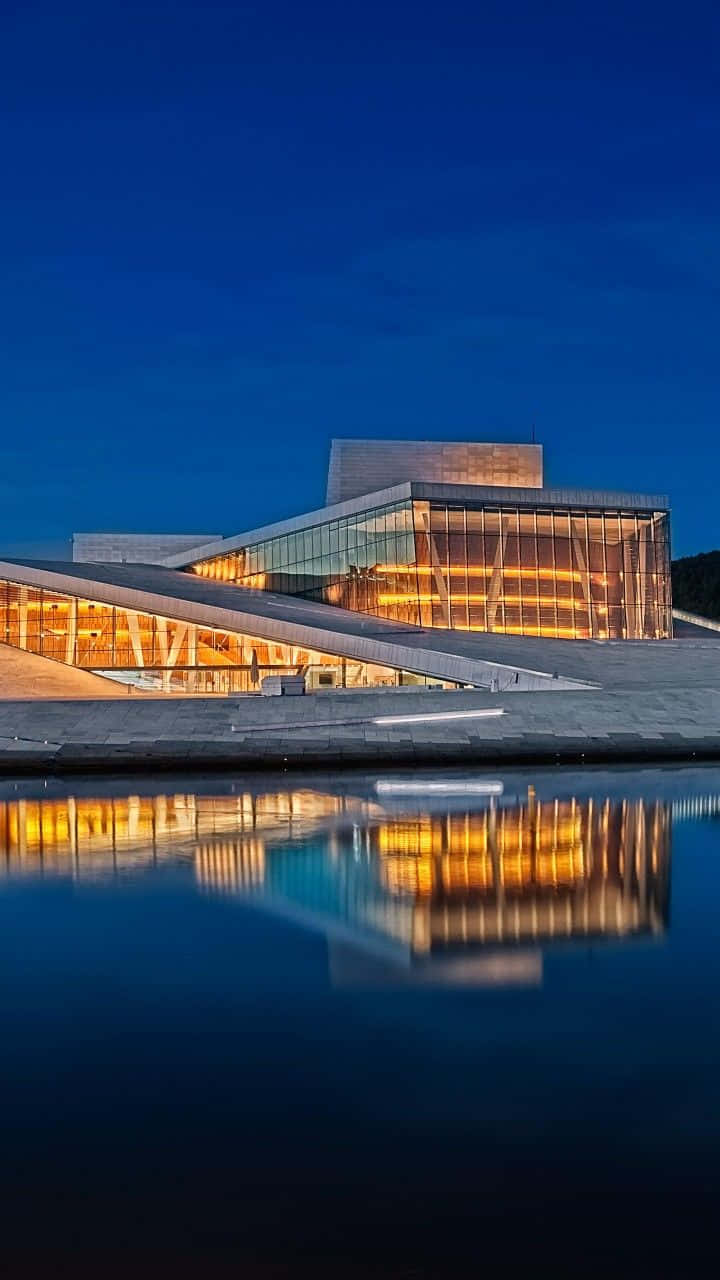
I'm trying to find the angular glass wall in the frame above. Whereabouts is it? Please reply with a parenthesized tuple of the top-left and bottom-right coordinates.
(191, 499, 423, 626)
(410, 502, 672, 639)
(189, 500, 672, 640)
(0, 577, 453, 694)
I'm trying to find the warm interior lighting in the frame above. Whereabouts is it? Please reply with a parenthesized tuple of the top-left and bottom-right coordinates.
(0, 575, 456, 693)
(377, 593, 590, 608)
(375, 565, 595, 582)
(452, 623, 587, 638)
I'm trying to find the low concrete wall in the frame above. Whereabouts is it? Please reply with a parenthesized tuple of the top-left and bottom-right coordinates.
(1, 684, 720, 774)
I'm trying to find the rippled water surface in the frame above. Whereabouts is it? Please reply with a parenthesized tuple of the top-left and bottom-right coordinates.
(1, 764, 719, 1270)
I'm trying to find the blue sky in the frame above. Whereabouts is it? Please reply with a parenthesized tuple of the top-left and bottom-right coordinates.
(1, 0, 719, 556)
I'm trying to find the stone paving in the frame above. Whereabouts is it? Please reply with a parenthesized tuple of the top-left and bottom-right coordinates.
(1, 558, 720, 773)
(1, 682, 719, 773)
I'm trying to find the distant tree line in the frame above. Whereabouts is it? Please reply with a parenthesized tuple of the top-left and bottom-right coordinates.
(672, 551, 720, 621)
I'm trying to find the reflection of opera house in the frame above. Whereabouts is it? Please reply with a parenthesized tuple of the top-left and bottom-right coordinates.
(0, 780, 672, 982)
(0, 438, 672, 696)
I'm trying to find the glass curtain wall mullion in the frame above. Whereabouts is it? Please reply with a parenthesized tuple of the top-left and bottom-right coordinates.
(497, 510, 509, 635)
(434, 504, 450, 629)
(635, 512, 643, 639)
(661, 511, 672, 636)
(409, 500, 422, 628)
(570, 510, 591, 640)
(548, 511, 558, 638)
(599, 513, 610, 636)
(532, 510, 540, 636)
(448, 506, 469, 630)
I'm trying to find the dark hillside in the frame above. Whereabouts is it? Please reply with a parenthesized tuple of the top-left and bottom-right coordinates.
(672, 551, 720, 621)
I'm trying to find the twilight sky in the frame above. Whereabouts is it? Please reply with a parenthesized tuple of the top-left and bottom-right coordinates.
(1, 0, 719, 557)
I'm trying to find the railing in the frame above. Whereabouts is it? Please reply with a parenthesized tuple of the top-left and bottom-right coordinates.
(672, 608, 720, 634)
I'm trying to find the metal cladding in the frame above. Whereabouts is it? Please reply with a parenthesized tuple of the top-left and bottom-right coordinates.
(326, 438, 543, 503)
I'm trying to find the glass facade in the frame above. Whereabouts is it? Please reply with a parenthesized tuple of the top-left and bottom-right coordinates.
(0, 576, 454, 694)
(189, 498, 672, 640)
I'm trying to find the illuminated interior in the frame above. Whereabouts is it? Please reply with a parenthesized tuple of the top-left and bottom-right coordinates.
(188, 497, 672, 640)
(0, 576, 456, 694)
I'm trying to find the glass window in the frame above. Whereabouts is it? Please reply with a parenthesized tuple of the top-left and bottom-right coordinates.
(174, 497, 672, 641)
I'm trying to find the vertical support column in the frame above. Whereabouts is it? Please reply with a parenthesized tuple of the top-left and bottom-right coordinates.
(638, 518, 651, 638)
(18, 590, 27, 650)
(166, 622, 187, 669)
(156, 617, 171, 690)
(622, 534, 638, 639)
(486, 521, 509, 632)
(599, 514, 610, 635)
(156, 618, 169, 664)
(186, 625, 197, 692)
(418, 509, 450, 627)
(126, 611, 146, 667)
(65, 598, 77, 666)
(571, 518, 597, 636)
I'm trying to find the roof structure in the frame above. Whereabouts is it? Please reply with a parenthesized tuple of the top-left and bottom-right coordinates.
(161, 480, 671, 571)
(0, 557, 591, 690)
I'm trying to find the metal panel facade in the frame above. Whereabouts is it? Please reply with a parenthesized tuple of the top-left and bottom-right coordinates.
(326, 438, 543, 504)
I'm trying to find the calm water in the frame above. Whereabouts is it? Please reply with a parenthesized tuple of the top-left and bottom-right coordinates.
(1, 764, 719, 1270)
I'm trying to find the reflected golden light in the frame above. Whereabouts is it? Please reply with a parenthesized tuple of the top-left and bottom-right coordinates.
(0, 786, 673, 956)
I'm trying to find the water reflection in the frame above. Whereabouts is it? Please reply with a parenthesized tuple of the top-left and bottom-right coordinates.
(0, 789, 372, 880)
(0, 772, 691, 985)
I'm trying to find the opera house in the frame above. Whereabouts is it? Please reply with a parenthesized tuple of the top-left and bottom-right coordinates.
(0, 438, 672, 696)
